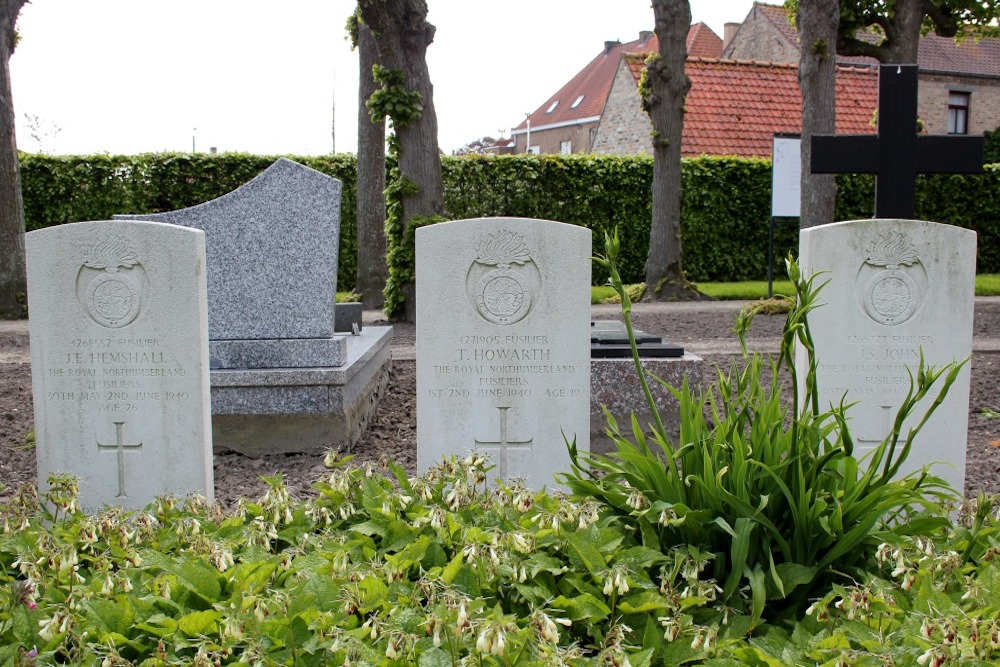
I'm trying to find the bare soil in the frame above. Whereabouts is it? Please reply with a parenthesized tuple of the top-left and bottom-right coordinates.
(2, 301, 998, 512)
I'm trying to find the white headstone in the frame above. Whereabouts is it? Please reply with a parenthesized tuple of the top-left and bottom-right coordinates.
(416, 218, 591, 488)
(796, 219, 976, 492)
(27, 220, 214, 511)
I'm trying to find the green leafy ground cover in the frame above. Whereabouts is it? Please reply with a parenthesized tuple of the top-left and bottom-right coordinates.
(3, 249, 998, 666)
(1, 463, 998, 666)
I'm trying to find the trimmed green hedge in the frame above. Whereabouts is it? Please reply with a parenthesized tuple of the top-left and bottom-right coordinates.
(19, 153, 359, 293)
(18, 153, 999, 291)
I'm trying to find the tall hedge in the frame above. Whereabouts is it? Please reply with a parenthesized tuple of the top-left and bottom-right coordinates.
(18, 153, 999, 292)
(19, 153, 359, 293)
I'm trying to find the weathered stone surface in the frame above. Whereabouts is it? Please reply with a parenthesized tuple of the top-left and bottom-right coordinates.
(590, 353, 705, 455)
(210, 326, 392, 456)
(416, 218, 591, 488)
(116, 158, 343, 369)
(796, 219, 976, 492)
(26, 221, 213, 511)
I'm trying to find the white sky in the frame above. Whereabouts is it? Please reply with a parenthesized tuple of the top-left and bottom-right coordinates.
(10, 1, 758, 156)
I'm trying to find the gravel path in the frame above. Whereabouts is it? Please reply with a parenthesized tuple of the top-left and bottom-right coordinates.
(2, 298, 998, 511)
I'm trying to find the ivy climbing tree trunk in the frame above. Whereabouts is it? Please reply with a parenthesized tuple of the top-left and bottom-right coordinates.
(357, 0, 444, 321)
(0, 0, 26, 319)
(641, 0, 705, 301)
(797, 0, 838, 229)
(351, 10, 388, 309)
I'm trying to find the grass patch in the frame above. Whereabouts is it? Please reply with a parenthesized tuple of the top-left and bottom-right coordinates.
(336, 290, 361, 303)
(977, 273, 1000, 296)
(593, 280, 794, 302)
(695, 279, 795, 300)
(590, 275, 999, 303)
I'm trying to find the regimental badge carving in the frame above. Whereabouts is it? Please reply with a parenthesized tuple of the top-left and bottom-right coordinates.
(466, 229, 541, 325)
(76, 235, 148, 328)
(855, 231, 926, 326)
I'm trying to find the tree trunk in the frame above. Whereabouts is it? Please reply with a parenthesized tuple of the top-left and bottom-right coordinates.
(798, 0, 838, 229)
(837, 0, 924, 64)
(0, 0, 27, 319)
(354, 16, 388, 309)
(879, 0, 922, 63)
(642, 0, 705, 301)
(357, 0, 444, 321)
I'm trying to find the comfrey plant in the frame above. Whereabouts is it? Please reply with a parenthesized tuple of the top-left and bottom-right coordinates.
(1, 454, 732, 665)
(563, 230, 964, 625)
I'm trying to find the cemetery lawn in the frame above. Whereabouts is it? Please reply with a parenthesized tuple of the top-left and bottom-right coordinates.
(591, 275, 1000, 303)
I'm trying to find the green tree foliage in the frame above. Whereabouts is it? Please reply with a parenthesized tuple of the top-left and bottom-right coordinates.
(786, 0, 1000, 63)
(984, 127, 1000, 164)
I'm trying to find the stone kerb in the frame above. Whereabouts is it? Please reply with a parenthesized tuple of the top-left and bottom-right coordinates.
(416, 218, 592, 490)
(26, 220, 214, 511)
(796, 219, 976, 492)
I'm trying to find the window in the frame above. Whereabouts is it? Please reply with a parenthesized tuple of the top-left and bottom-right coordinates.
(948, 91, 970, 135)
(546, 100, 559, 114)
(571, 94, 585, 109)
(527, 145, 541, 155)
(560, 140, 572, 155)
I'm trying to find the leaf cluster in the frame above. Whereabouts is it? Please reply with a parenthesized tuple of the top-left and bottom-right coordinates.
(2, 449, 997, 666)
(0, 457, 739, 666)
(366, 65, 423, 129)
(564, 232, 965, 627)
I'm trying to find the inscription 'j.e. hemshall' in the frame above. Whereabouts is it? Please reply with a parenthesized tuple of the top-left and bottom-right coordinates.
(27, 220, 214, 511)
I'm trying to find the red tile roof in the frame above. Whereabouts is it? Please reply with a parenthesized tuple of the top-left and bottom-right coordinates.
(686, 23, 724, 58)
(919, 32, 1000, 76)
(750, 1, 1000, 74)
(514, 25, 721, 133)
(623, 55, 878, 158)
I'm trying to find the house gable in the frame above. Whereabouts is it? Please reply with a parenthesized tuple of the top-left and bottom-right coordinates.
(511, 25, 722, 154)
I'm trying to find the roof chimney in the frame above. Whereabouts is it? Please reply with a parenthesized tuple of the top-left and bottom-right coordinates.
(638, 30, 653, 46)
(723, 22, 740, 50)
(604, 39, 621, 54)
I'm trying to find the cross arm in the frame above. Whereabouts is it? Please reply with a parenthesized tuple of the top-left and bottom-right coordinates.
(811, 135, 880, 174)
(915, 135, 984, 173)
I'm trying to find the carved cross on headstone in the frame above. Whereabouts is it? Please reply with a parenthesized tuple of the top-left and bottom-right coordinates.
(854, 404, 896, 459)
(474, 406, 534, 480)
(98, 421, 143, 499)
(811, 64, 983, 219)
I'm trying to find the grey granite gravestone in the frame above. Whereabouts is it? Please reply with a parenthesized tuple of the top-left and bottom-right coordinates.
(26, 221, 213, 511)
(117, 159, 392, 456)
(116, 158, 346, 369)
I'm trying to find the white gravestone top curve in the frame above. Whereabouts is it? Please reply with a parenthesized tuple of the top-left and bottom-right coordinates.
(796, 219, 976, 493)
(416, 218, 591, 489)
(27, 220, 214, 511)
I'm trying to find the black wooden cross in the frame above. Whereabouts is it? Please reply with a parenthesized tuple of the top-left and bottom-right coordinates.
(811, 64, 983, 219)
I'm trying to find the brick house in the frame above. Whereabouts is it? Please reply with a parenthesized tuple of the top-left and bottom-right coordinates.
(592, 56, 878, 157)
(723, 2, 1000, 136)
(509, 25, 722, 154)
